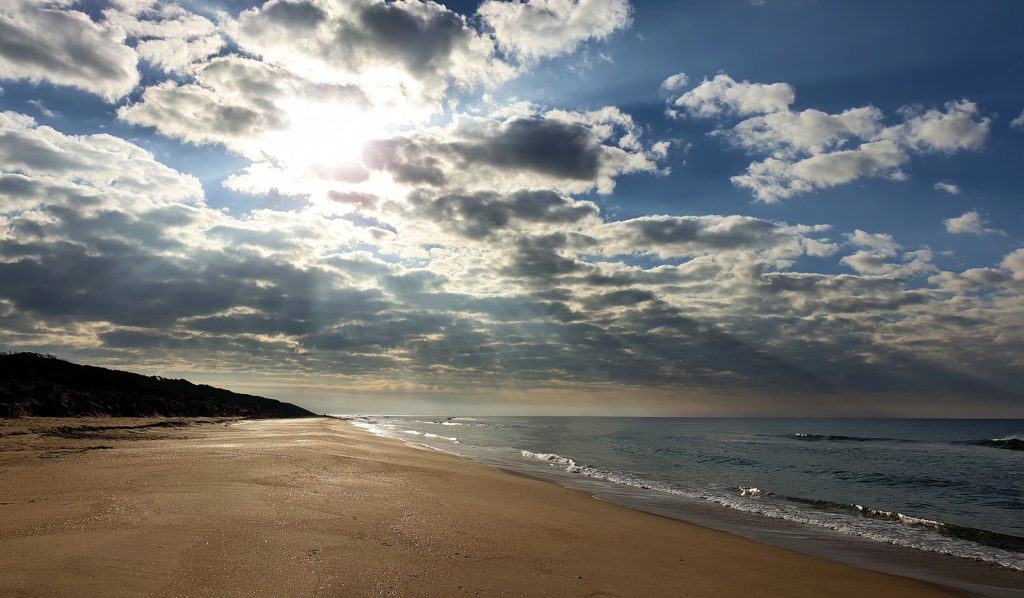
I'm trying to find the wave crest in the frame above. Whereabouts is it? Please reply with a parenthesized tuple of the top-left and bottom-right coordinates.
(962, 437, 1024, 451)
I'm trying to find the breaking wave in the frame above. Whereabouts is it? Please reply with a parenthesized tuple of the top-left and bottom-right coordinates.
(516, 447, 1024, 570)
(402, 429, 460, 443)
(784, 433, 913, 443)
(960, 437, 1024, 451)
(785, 433, 1024, 451)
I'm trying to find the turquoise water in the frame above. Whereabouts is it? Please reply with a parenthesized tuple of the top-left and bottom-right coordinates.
(350, 416, 1024, 572)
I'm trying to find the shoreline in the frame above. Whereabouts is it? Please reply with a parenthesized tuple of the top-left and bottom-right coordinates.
(0, 416, 989, 596)
(355, 417, 1024, 596)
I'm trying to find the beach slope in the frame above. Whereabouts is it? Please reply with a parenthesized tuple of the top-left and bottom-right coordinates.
(0, 417, 955, 597)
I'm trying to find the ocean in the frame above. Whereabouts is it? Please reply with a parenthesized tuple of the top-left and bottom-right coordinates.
(348, 415, 1024, 583)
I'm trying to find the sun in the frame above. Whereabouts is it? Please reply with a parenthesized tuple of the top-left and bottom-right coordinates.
(267, 99, 381, 172)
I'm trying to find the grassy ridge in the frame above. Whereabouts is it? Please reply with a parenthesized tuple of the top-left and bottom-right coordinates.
(0, 353, 314, 418)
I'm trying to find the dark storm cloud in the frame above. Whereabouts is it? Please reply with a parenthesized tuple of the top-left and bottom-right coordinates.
(362, 138, 448, 186)
(502, 233, 589, 279)
(630, 217, 775, 248)
(409, 189, 598, 239)
(0, 217, 388, 331)
(0, 173, 37, 198)
(301, 313, 455, 352)
(354, 2, 464, 72)
(2, 195, 858, 395)
(450, 119, 602, 181)
(396, 291, 580, 323)
(360, 108, 662, 194)
(236, 0, 468, 72)
(257, 0, 328, 30)
(579, 289, 658, 309)
(596, 214, 824, 258)
(759, 272, 901, 294)
(581, 267, 688, 288)
(821, 291, 931, 314)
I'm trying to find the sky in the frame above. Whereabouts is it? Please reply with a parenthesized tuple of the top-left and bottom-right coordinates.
(0, 0, 1023, 416)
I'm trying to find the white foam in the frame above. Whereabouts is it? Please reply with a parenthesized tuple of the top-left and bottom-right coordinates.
(520, 450, 576, 467)
(350, 419, 395, 438)
(515, 447, 1024, 571)
(402, 429, 460, 443)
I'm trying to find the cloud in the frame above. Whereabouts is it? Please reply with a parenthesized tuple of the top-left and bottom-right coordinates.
(660, 72, 688, 91)
(929, 267, 1012, 292)
(478, 0, 632, 61)
(103, 1, 223, 73)
(408, 189, 599, 239)
(840, 249, 936, 278)
(720, 106, 883, 158)
(27, 99, 56, 117)
(933, 181, 960, 195)
(669, 73, 795, 118)
(839, 229, 935, 278)
(732, 140, 907, 202)
(846, 229, 899, 255)
(595, 214, 834, 261)
(361, 104, 666, 194)
(1002, 249, 1024, 280)
(0, 111, 202, 208)
(943, 210, 1004, 236)
(678, 74, 991, 201)
(119, 57, 304, 152)
(225, 0, 514, 109)
(1, 1, 1021, 409)
(117, 54, 371, 191)
(881, 101, 990, 153)
(3, 116, 1021, 401)
(1011, 109, 1024, 129)
(0, 0, 139, 100)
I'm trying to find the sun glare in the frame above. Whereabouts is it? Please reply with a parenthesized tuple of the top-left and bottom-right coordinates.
(269, 100, 379, 170)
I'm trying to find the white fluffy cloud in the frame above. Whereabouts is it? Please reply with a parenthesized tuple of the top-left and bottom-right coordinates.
(721, 106, 883, 158)
(0, 110, 202, 209)
(103, 1, 223, 73)
(478, 0, 632, 61)
(839, 229, 935, 278)
(732, 141, 907, 202)
(881, 101, 990, 153)
(943, 210, 1004, 236)
(0, 0, 139, 100)
(660, 72, 688, 91)
(669, 73, 795, 118)
(669, 74, 991, 201)
(933, 181, 960, 195)
(118, 56, 367, 158)
(1002, 249, 1024, 280)
(847, 229, 899, 256)
(225, 0, 514, 110)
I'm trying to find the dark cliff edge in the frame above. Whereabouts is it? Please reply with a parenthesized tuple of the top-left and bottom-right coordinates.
(0, 353, 315, 418)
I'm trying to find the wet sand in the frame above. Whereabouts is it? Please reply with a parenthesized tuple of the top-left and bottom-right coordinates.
(0, 417, 959, 597)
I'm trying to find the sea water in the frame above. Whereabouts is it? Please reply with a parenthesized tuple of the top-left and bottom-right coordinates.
(347, 416, 1024, 578)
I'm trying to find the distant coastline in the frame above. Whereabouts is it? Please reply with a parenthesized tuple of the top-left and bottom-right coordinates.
(0, 353, 313, 418)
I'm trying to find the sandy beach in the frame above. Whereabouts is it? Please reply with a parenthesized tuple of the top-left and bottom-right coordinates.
(0, 417, 960, 597)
